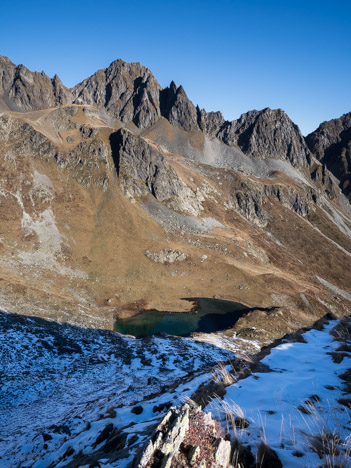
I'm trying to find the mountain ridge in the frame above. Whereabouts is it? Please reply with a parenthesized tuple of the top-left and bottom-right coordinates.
(0, 54, 350, 348)
(0, 56, 319, 165)
(2, 54, 349, 194)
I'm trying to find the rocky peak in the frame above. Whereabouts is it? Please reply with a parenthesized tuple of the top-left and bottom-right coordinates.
(72, 59, 162, 128)
(197, 106, 312, 168)
(0, 55, 336, 173)
(0, 55, 71, 111)
(197, 106, 225, 138)
(160, 81, 199, 132)
(223, 108, 312, 167)
(0, 55, 13, 67)
(306, 113, 351, 200)
(306, 112, 351, 159)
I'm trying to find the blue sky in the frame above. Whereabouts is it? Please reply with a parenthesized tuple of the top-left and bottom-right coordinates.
(1, 0, 350, 135)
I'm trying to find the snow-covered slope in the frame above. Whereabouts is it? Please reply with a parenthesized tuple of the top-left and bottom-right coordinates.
(0, 311, 233, 467)
(1, 311, 350, 467)
(207, 319, 351, 467)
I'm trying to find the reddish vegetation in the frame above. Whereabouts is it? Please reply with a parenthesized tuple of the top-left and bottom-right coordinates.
(176, 409, 225, 467)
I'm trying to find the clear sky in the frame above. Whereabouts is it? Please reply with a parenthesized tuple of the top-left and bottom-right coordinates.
(1, 0, 350, 135)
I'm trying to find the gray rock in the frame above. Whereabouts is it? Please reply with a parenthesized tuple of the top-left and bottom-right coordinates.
(112, 128, 204, 215)
(214, 438, 232, 467)
(306, 112, 351, 201)
(197, 107, 225, 138)
(201, 107, 312, 168)
(142, 199, 223, 234)
(160, 81, 199, 132)
(145, 249, 188, 264)
(162, 405, 189, 455)
(225, 170, 319, 226)
(133, 404, 233, 468)
(113, 127, 184, 199)
(72, 59, 161, 129)
(0, 55, 71, 112)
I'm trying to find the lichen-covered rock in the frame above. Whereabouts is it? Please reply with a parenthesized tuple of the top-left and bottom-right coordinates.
(145, 249, 188, 264)
(133, 404, 232, 468)
(162, 406, 190, 456)
(214, 438, 232, 467)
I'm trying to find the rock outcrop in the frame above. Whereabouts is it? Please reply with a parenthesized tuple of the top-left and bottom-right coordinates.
(306, 112, 351, 200)
(145, 249, 188, 264)
(134, 404, 232, 468)
(199, 107, 312, 168)
(0, 110, 109, 190)
(112, 128, 204, 215)
(0, 55, 71, 112)
(72, 59, 161, 129)
(310, 162, 340, 200)
(112, 128, 185, 200)
(160, 81, 199, 132)
(224, 173, 318, 227)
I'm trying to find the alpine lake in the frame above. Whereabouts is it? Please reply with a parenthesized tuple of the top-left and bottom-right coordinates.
(114, 298, 251, 338)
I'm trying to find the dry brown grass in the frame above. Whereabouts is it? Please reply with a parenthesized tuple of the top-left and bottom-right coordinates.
(1, 106, 351, 340)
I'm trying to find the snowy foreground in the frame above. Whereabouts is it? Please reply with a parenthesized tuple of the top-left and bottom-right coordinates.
(0, 311, 232, 467)
(0, 311, 350, 467)
(208, 319, 351, 467)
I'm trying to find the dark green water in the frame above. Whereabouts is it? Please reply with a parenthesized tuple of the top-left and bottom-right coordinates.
(115, 298, 250, 338)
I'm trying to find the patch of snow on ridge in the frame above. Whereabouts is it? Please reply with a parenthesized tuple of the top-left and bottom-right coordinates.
(206, 320, 351, 467)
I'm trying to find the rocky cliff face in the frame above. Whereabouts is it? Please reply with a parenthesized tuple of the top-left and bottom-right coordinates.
(0, 56, 71, 112)
(72, 59, 161, 129)
(113, 128, 205, 215)
(198, 107, 312, 168)
(160, 81, 199, 132)
(113, 128, 184, 200)
(306, 112, 351, 200)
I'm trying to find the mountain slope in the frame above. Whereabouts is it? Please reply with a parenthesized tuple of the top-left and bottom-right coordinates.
(1, 310, 349, 467)
(0, 56, 350, 347)
(0, 310, 233, 467)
